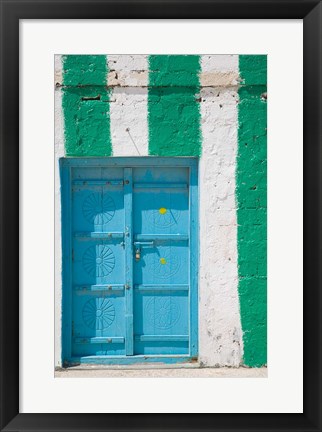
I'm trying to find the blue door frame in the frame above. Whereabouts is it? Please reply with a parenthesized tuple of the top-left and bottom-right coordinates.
(60, 157, 199, 366)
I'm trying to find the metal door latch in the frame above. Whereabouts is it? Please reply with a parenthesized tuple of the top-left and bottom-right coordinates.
(133, 241, 154, 261)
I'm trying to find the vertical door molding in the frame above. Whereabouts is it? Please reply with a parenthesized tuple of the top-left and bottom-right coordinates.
(124, 168, 134, 355)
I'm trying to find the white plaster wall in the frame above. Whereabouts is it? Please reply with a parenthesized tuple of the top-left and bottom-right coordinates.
(109, 87, 148, 156)
(200, 55, 239, 88)
(108, 55, 149, 156)
(198, 55, 243, 366)
(54, 55, 65, 367)
(107, 54, 148, 87)
(54, 55, 244, 367)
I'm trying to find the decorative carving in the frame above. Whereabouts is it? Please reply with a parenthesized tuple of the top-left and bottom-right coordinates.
(82, 298, 115, 330)
(147, 206, 180, 228)
(146, 247, 180, 279)
(145, 297, 180, 330)
(83, 193, 115, 225)
(82, 245, 115, 277)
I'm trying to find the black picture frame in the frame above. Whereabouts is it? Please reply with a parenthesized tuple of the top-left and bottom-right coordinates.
(0, 1, 321, 431)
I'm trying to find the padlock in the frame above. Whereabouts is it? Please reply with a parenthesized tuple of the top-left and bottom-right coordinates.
(135, 247, 141, 261)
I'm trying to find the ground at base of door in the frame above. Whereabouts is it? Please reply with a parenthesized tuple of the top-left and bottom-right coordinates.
(55, 366, 267, 378)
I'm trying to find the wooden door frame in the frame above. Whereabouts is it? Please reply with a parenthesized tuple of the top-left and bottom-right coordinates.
(60, 157, 199, 366)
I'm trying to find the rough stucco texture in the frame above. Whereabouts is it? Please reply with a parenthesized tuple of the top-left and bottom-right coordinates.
(199, 84, 243, 366)
(237, 55, 267, 367)
(148, 55, 201, 156)
(62, 55, 112, 156)
(108, 55, 149, 157)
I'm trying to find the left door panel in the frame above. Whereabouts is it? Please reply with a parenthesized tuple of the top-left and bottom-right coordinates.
(70, 167, 126, 357)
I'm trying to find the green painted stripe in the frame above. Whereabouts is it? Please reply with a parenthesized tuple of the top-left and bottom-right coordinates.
(148, 55, 201, 156)
(63, 55, 108, 86)
(237, 55, 267, 367)
(62, 55, 112, 157)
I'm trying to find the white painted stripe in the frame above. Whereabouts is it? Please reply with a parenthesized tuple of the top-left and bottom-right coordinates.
(54, 55, 65, 367)
(199, 55, 244, 366)
(108, 55, 149, 156)
(54, 55, 65, 156)
(201, 54, 239, 72)
(200, 54, 239, 87)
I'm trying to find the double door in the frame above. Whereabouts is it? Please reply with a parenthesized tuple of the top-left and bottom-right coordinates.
(61, 158, 198, 364)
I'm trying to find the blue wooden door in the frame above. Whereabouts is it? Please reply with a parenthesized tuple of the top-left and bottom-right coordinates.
(61, 158, 198, 365)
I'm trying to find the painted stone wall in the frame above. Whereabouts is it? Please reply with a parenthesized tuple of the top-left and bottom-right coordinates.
(237, 56, 267, 367)
(54, 54, 267, 367)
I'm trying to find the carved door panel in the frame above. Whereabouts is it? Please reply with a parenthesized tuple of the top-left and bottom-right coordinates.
(133, 167, 190, 355)
(70, 167, 128, 358)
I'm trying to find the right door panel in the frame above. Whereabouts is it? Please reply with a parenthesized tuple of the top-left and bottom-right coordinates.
(133, 167, 190, 355)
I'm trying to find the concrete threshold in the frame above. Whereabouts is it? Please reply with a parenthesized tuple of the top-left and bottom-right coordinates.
(56, 362, 201, 371)
(55, 366, 267, 378)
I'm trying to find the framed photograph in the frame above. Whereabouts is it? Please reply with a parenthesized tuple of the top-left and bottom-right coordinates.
(0, 0, 321, 430)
